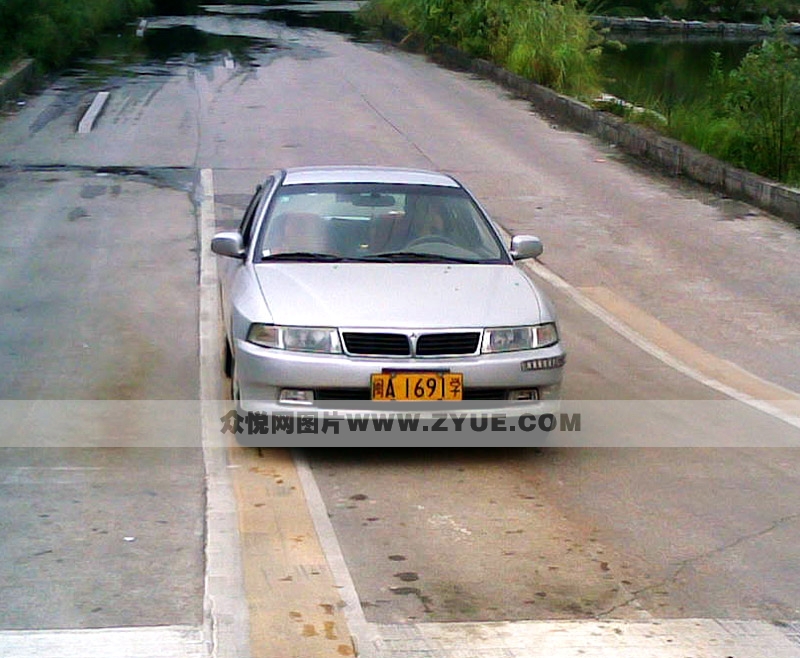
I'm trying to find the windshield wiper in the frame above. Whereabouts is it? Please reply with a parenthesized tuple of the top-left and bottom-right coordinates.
(261, 251, 484, 264)
(261, 252, 345, 262)
(363, 251, 482, 264)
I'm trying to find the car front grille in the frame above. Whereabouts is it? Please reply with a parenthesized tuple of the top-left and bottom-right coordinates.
(341, 331, 481, 357)
(315, 388, 372, 401)
(462, 388, 509, 400)
(342, 332, 411, 356)
(416, 332, 480, 356)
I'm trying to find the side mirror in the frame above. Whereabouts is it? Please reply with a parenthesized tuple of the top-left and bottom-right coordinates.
(510, 235, 543, 260)
(211, 232, 245, 259)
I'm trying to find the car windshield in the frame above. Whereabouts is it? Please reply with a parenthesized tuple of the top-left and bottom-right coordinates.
(256, 183, 508, 263)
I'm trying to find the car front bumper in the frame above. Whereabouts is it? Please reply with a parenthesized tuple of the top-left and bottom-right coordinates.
(234, 338, 565, 416)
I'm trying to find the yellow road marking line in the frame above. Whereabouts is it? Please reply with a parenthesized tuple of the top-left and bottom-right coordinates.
(229, 446, 356, 658)
(522, 259, 800, 429)
(579, 286, 800, 412)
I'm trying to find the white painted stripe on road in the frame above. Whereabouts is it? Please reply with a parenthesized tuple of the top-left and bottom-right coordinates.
(374, 619, 800, 657)
(198, 167, 251, 658)
(199, 167, 222, 403)
(78, 91, 110, 134)
(0, 626, 206, 658)
(524, 258, 800, 431)
(293, 450, 382, 658)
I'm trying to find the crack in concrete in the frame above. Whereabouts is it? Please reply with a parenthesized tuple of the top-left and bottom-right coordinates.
(597, 511, 800, 618)
(337, 69, 437, 169)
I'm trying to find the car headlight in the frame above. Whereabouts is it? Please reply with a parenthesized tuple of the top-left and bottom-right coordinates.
(247, 324, 342, 354)
(482, 323, 559, 353)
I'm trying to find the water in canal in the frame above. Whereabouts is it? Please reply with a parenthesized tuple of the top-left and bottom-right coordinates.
(599, 35, 757, 107)
(599, 29, 800, 109)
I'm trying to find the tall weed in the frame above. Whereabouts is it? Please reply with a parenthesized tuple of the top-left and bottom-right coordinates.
(361, 0, 602, 98)
(494, 0, 601, 97)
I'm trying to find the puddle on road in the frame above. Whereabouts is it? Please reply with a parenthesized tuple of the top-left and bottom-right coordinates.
(204, 1, 369, 37)
(63, 30, 277, 84)
(60, 0, 370, 86)
(25, 1, 371, 134)
(142, 24, 275, 64)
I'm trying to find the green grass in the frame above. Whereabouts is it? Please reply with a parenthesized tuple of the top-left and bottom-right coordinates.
(361, 0, 603, 99)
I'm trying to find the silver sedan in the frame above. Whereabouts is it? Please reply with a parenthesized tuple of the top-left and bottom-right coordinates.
(212, 166, 565, 415)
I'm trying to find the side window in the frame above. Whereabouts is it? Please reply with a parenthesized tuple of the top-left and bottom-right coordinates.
(240, 178, 272, 247)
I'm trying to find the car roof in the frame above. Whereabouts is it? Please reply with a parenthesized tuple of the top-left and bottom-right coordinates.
(280, 166, 461, 188)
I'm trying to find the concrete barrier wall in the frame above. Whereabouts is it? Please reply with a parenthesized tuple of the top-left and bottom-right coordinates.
(592, 16, 800, 36)
(430, 44, 800, 226)
(0, 59, 36, 108)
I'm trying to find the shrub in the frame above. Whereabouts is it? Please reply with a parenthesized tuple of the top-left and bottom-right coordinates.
(723, 33, 800, 182)
(0, 0, 152, 70)
(658, 32, 800, 185)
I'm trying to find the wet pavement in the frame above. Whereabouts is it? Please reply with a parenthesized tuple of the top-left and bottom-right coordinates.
(62, 0, 370, 85)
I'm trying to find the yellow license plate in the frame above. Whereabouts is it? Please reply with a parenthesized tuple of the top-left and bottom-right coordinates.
(371, 372, 463, 401)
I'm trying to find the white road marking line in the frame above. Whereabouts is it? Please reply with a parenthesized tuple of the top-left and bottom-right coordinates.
(6, 466, 104, 470)
(293, 449, 382, 658)
(524, 258, 800, 431)
(375, 619, 800, 657)
(199, 168, 222, 403)
(0, 626, 206, 658)
(78, 91, 110, 134)
(198, 167, 251, 658)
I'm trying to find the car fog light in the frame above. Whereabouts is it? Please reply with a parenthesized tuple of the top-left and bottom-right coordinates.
(520, 355, 566, 371)
(279, 389, 315, 405)
(508, 389, 539, 401)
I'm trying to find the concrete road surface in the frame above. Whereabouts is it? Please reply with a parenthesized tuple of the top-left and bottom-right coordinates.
(1, 6, 799, 657)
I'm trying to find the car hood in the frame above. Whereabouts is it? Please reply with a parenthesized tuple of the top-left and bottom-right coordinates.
(253, 263, 546, 328)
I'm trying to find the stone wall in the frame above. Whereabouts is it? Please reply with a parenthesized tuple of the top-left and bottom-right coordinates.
(592, 16, 800, 37)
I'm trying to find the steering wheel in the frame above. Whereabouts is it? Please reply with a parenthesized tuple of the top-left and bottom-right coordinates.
(405, 235, 459, 249)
